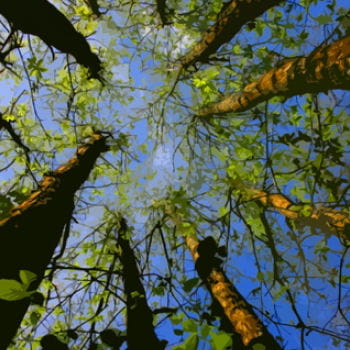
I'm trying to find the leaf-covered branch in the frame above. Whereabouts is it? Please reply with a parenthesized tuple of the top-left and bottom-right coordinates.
(197, 36, 350, 116)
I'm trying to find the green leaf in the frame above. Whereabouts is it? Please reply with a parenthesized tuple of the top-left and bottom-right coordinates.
(314, 14, 332, 25)
(183, 277, 199, 292)
(236, 147, 253, 160)
(0, 279, 30, 301)
(218, 206, 229, 217)
(183, 319, 197, 333)
(210, 331, 232, 350)
(183, 334, 199, 350)
(30, 311, 41, 326)
(253, 344, 266, 350)
(3, 114, 16, 122)
(19, 270, 37, 289)
(257, 271, 264, 282)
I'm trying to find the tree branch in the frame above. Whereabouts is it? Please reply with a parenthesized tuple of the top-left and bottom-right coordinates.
(180, 0, 284, 68)
(197, 36, 350, 117)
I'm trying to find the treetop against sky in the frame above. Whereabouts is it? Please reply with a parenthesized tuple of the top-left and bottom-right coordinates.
(0, 0, 349, 349)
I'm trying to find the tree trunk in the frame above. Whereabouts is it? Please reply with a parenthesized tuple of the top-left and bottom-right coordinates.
(163, 203, 281, 347)
(117, 218, 164, 350)
(0, 0, 102, 78)
(0, 133, 108, 349)
(185, 234, 282, 349)
(197, 36, 350, 116)
(180, 0, 284, 68)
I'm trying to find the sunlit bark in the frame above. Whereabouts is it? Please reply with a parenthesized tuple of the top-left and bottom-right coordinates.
(164, 203, 281, 348)
(0, 133, 108, 349)
(197, 36, 350, 116)
(249, 189, 350, 241)
(180, 0, 283, 68)
(185, 234, 282, 348)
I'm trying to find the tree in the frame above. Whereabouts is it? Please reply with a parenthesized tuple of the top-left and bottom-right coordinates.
(0, 133, 108, 348)
(0, 0, 349, 349)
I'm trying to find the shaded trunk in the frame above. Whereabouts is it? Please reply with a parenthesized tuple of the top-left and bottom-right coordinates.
(0, 133, 108, 349)
(180, 0, 283, 68)
(197, 36, 350, 116)
(0, 0, 102, 78)
(185, 234, 282, 349)
(117, 218, 164, 350)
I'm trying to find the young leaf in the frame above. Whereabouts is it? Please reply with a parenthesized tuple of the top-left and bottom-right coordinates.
(210, 332, 232, 350)
(19, 270, 37, 289)
(0, 279, 31, 301)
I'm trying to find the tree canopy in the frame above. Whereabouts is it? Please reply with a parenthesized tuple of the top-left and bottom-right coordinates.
(0, 0, 349, 349)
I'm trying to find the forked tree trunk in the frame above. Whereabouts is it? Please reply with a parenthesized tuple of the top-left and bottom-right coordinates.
(117, 218, 164, 350)
(197, 36, 350, 116)
(0, 133, 108, 349)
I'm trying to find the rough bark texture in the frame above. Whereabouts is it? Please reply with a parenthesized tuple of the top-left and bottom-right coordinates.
(0, 133, 108, 349)
(117, 219, 163, 350)
(250, 189, 350, 241)
(185, 234, 282, 348)
(180, 0, 283, 68)
(197, 36, 350, 116)
(0, 0, 102, 78)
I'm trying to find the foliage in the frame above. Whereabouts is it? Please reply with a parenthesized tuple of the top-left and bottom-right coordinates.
(0, 0, 349, 349)
(0, 270, 37, 301)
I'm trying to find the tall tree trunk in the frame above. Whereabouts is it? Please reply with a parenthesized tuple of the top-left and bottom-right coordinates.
(164, 204, 282, 348)
(117, 218, 164, 350)
(0, 133, 108, 349)
(185, 234, 282, 349)
(180, 0, 284, 68)
(197, 36, 350, 116)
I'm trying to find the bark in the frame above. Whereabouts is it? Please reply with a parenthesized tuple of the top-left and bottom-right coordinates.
(197, 36, 350, 116)
(249, 189, 350, 241)
(117, 218, 164, 350)
(163, 204, 281, 347)
(180, 0, 283, 68)
(0, 133, 108, 349)
(156, 0, 172, 26)
(185, 234, 282, 348)
(0, 0, 102, 79)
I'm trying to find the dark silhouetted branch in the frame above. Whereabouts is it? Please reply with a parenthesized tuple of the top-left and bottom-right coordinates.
(0, 0, 102, 78)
